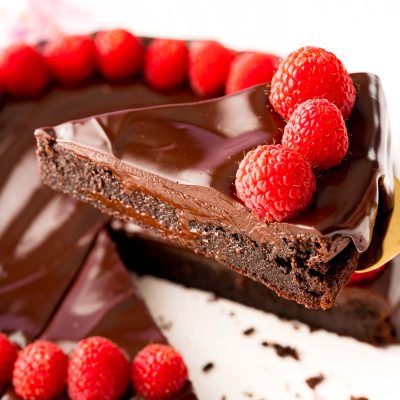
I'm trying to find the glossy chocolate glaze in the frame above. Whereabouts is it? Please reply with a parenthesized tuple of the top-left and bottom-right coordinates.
(0, 120, 104, 340)
(0, 80, 198, 340)
(40, 73, 393, 252)
(0, 80, 199, 399)
(40, 231, 196, 399)
(40, 231, 167, 356)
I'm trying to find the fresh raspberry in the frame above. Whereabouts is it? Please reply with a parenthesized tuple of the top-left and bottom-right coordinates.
(131, 344, 188, 400)
(282, 99, 349, 169)
(0, 333, 18, 385)
(44, 35, 96, 84)
(95, 29, 144, 81)
(235, 144, 316, 222)
(189, 40, 235, 97)
(269, 46, 356, 120)
(347, 265, 385, 286)
(68, 336, 129, 400)
(144, 39, 188, 91)
(0, 43, 50, 97)
(226, 52, 280, 94)
(13, 340, 68, 400)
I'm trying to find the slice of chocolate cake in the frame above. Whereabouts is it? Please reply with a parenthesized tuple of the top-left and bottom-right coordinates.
(40, 231, 196, 399)
(112, 225, 399, 344)
(1, 231, 197, 399)
(35, 73, 394, 309)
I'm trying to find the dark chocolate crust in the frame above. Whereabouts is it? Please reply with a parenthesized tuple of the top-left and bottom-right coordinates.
(34, 72, 393, 309)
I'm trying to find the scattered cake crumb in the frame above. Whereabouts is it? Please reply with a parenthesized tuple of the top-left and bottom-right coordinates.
(243, 392, 253, 398)
(229, 311, 235, 317)
(156, 316, 173, 331)
(202, 362, 214, 373)
(221, 396, 226, 400)
(261, 341, 300, 360)
(305, 373, 325, 390)
(243, 327, 256, 336)
(350, 397, 369, 400)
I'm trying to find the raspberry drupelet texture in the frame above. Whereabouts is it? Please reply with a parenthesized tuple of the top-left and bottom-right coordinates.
(0, 333, 18, 386)
(226, 52, 280, 94)
(131, 344, 188, 400)
(95, 29, 144, 81)
(145, 39, 188, 91)
(269, 46, 356, 121)
(282, 99, 349, 169)
(235, 144, 316, 222)
(0, 44, 50, 97)
(189, 40, 235, 97)
(44, 35, 97, 84)
(12, 340, 68, 400)
(68, 336, 130, 400)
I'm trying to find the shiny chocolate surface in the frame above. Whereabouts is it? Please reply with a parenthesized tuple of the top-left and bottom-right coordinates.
(0, 79, 199, 398)
(0, 80, 198, 339)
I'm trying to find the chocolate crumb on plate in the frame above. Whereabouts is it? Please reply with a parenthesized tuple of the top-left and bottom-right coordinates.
(305, 373, 325, 390)
(350, 397, 369, 400)
(261, 341, 300, 360)
(243, 327, 256, 336)
(202, 362, 214, 373)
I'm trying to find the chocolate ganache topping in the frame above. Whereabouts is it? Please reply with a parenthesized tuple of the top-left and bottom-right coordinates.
(0, 80, 199, 339)
(0, 79, 199, 399)
(42, 73, 393, 253)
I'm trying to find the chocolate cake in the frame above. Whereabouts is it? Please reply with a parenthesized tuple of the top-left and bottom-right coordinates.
(112, 225, 399, 344)
(1, 231, 197, 399)
(0, 75, 198, 398)
(0, 35, 397, 399)
(35, 73, 394, 309)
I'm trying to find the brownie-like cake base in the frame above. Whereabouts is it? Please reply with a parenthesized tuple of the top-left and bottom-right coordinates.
(112, 228, 398, 345)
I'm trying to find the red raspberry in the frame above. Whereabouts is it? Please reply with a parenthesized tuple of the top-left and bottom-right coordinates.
(68, 336, 129, 400)
(44, 35, 96, 84)
(189, 40, 235, 97)
(13, 340, 68, 400)
(269, 46, 356, 120)
(145, 39, 188, 91)
(226, 52, 280, 94)
(347, 265, 385, 286)
(282, 99, 349, 169)
(131, 344, 188, 400)
(95, 29, 144, 81)
(0, 43, 50, 97)
(0, 333, 18, 385)
(235, 144, 316, 222)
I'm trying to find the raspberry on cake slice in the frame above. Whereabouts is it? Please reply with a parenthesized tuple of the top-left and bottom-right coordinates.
(35, 69, 394, 309)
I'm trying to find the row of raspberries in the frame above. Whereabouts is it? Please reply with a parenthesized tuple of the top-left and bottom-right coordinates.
(0, 28, 279, 98)
(235, 46, 355, 222)
(0, 334, 188, 400)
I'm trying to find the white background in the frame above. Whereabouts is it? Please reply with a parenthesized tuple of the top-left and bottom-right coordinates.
(1, 1, 400, 399)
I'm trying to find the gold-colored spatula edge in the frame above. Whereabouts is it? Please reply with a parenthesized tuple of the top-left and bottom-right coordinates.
(355, 177, 400, 273)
